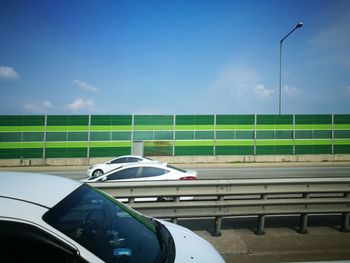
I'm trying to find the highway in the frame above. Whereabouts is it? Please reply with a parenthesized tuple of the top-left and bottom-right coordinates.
(1, 163, 350, 262)
(1, 163, 349, 180)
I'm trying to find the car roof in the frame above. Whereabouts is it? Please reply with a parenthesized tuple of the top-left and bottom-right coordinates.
(0, 172, 81, 208)
(110, 155, 152, 160)
(109, 161, 168, 171)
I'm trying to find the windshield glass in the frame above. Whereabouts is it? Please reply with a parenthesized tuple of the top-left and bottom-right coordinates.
(43, 185, 162, 263)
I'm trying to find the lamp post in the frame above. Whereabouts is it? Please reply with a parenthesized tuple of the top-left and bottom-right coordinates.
(279, 22, 303, 115)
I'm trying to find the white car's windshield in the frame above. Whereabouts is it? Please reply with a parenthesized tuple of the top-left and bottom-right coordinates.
(43, 185, 174, 263)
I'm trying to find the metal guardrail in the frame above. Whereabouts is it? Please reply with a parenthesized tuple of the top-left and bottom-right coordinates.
(89, 178, 350, 236)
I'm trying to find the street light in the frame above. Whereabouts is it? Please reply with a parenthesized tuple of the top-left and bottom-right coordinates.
(279, 22, 303, 115)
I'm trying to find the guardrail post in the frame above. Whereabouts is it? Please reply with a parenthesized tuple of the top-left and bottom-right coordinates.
(298, 214, 308, 234)
(340, 212, 350, 233)
(255, 215, 266, 235)
(255, 194, 267, 235)
(212, 196, 224, 237)
(298, 193, 309, 234)
(212, 217, 222, 237)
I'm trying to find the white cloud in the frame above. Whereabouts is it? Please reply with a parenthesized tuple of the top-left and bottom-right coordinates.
(24, 100, 54, 113)
(64, 97, 95, 111)
(254, 84, 274, 98)
(72, 79, 99, 93)
(283, 85, 301, 97)
(0, 66, 19, 79)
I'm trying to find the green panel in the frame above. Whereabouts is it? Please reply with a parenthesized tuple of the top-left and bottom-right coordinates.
(0, 148, 42, 158)
(334, 145, 350, 154)
(235, 131, 254, 139)
(67, 132, 88, 141)
(275, 131, 293, 139)
(295, 115, 332, 124)
(256, 131, 274, 139)
(21, 148, 43, 158)
(256, 146, 293, 155)
(90, 125, 132, 131)
(175, 131, 194, 140)
(216, 131, 234, 139)
(216, 140, 254, 146)
(0, 148, 22, 159)
(294, 139, 333, 146)
(256, 140, 293, 146)
(46, 132, 67, 141)
(334, 130, 350, 138)
(91, 115, 132, 126)
(46, 126, 89, 132)
(175, 140, 214, 146)
(0, 126, 45, 132)
(144, 146, 173, 156)
(257, 115, 293, 125)
(0, 142, 44, 149)
(90, 132, 110, 141)
(175, 146, 213, 156)
(0, 116, 23, 126)
(334, 124, 350, 130)
(90, 141, 131, 147)
(176, 115, 214, 125)
(134, 125, 173, 131)
(45, 148, 87, 158)
(313, 130, 332, 139)
(0, 132, 22, 142)
(22, 132, 44, 142)
(334, 139, 350, 145)
(216, 115, 255, 125)
(195, 131, 214, 139)
(154, 131, 173, 140)
(133, 131, 153, 140)
(111, 132, 131, 141)
(295, 130, 313, 139)
(334, 114, 350, 124)
(134, 115, 173, 126)
(45, 142, 89, 148)
(89, 147, 131, 157)
(0, 115, 45, 126)
(216, 146, 254, 155)
(295, 145, 332, 154)
(47, 115, 89, 126)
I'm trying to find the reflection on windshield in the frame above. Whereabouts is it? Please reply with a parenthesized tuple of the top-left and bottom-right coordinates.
(43, 185, 162, 263)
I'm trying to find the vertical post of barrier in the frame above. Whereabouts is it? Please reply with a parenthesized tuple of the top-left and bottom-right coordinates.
(340, 193, 349, 232)
(255, 215, 266, 235)
(298, 193, 309, 234)
(212, 195, 224, 237)
(255, 194, 267, 235)
(340, 212, 350, 233)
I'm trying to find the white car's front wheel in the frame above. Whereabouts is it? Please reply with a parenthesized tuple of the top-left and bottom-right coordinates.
(92, 169, 103, 178)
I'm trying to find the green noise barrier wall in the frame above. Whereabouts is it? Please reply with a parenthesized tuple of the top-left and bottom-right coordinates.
(0, 114, 349, 159)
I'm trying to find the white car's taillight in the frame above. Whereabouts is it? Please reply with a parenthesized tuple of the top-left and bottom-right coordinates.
(179, 176, 197, 180)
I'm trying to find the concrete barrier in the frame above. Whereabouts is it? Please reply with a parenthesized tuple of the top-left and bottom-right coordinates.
(0, 154, 350, 167)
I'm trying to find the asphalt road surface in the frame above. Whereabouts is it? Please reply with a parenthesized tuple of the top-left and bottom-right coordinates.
(1, 163, 349, 180)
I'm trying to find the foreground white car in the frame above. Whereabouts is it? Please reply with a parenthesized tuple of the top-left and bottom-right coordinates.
(83, 162, 197, 183)
(87, 155, 160, 178)
(0, 172, 224, 263)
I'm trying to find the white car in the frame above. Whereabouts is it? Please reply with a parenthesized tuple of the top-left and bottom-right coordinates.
(87, 155, 160, 178)
(0, 172, 225, 263)
(83, 162, 197, 183)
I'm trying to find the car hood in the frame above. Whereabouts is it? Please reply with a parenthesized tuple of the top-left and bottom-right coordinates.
(160, 220, 225, 263)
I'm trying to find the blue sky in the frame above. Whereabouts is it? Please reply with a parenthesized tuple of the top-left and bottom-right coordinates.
(0, 0, 349, 115)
